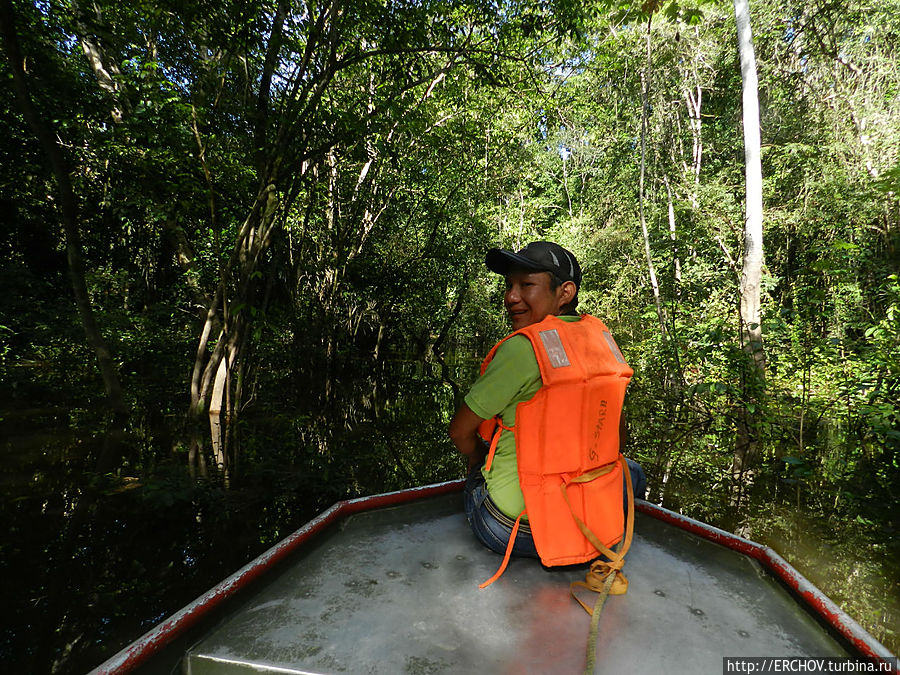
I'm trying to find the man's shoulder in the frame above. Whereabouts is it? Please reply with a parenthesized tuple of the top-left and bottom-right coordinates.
(494, 316, 587, 354)
(493, 333, 535, 361)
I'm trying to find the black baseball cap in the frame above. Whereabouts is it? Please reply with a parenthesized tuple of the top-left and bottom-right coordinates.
(485, 241, 582, 287)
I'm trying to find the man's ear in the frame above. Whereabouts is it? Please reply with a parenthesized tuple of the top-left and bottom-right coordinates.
(558, 280, 577, 307)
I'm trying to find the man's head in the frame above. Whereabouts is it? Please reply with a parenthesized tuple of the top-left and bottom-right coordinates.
(485, 241, 581, 330)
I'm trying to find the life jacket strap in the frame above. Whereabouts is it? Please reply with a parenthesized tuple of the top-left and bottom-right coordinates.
(478, 510, 525, 589)
(559, 458, 630, 563)
(484, 419, 514, 472)
(564, 460, 619, 485)
(483, 493, 531, 533)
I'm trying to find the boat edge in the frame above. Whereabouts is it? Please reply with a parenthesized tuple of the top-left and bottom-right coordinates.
(635, 500, 896, 663)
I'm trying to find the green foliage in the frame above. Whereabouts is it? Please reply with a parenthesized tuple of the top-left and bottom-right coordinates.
(2, 0, 899, 667)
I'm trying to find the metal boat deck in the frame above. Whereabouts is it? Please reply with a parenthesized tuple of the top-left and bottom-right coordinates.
(90, 481, 894, 674)
(177, 491, 859, 674)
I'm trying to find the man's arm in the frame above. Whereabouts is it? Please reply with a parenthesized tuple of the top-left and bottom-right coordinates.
(449, 403, 488, 473)
(619, 409, 628, 454)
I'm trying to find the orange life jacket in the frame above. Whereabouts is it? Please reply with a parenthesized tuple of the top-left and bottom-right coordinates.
(477, 314, 634, 577)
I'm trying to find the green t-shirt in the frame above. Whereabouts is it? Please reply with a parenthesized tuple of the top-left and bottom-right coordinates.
(464, 315, 581, 519)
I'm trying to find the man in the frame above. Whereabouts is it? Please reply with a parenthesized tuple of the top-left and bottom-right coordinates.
(449, 241, 646, 562)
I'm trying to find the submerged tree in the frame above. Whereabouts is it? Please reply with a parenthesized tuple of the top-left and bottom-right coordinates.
(732, 0, 766, 484)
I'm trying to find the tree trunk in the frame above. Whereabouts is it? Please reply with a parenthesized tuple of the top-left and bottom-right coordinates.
(0, 0, 127, 415)
(732, 0, 766, 483)
(638, 17, 667, 340)
(187, 183, 279, 481)
(663, 176, 682, 294)
(70, 0, 131, 124)
(684, 84, 703, 209)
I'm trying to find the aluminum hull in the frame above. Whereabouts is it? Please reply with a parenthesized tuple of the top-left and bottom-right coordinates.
(90, 480, 894, 674)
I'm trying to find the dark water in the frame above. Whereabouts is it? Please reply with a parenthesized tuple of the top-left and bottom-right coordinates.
(2, 395, 897, 673)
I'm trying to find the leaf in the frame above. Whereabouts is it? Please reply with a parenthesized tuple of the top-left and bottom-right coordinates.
(831, 240, 859, 251)
(683, 8, 704, 24)
(873, 164, 900, 194)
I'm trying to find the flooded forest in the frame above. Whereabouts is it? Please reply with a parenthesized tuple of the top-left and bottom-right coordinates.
(1, 0, 897, 671)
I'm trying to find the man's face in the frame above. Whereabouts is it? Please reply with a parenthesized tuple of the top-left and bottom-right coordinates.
(504, 269, 566, 331)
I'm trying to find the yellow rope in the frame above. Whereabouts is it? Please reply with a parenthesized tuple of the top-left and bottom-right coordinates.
(583, 567, 618, 675)
(569, 456, 636, 673)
